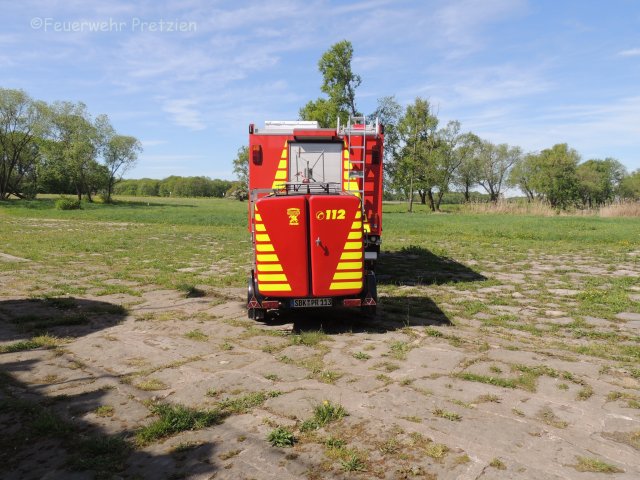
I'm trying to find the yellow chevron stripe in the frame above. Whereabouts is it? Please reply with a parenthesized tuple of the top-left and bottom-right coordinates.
(354, 210, 362, 219)
(259, 283, 292, 292)
(343, 149, 349, 159)
(347, 231, 362, 240)
(256, 234, 271, 242)
(340, 251, 363, 260)
(255, 213, 262, 221)
(337, 261, 363, 270)
(278, 160, 287, 169)
(257, 254, 279, 262)
(258, 273, 288, 282)
(256, 244, 274, 252)
(257, 263, 283, 272)
(343, 242, 361, 250)
(364, 223, 371, 233)
(275, 170, 287, 180)
(351, 221, 362, 229)
(329, 281, 363, 290)
(255, 224, 266, 232)
(332, 271, 362, 280)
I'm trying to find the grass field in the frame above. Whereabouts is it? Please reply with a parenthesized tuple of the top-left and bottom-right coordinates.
(1, 195, 639, 479)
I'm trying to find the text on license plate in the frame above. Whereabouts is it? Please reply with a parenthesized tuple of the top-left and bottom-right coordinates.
(291, 298, 332, 308)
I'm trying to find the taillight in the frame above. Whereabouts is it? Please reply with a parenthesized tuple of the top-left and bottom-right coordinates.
(343, 298, 362, 307)
(252, 144, 263, 165)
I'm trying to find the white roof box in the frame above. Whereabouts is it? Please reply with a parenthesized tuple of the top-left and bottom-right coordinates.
(264, 120, 319, 130)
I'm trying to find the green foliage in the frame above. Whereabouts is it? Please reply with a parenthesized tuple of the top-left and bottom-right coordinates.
(619, 169, 640, 199)
(576, 158, 626, 207)
(299, 40, 361, 127)
(231, 146, 249, 200)
(267, 427, 295, 447)
(114, 176, 232, 198)
(55, 196, 81, 210)
(0, 88, 47, 200)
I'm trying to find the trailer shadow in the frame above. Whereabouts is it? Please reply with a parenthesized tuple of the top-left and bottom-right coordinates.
(377, 245, 486, 286)
(264, 246, 485, 333)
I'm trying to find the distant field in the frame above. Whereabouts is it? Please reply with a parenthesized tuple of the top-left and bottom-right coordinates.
(1, 195, 639, 479)
(0, 195, 637, 289)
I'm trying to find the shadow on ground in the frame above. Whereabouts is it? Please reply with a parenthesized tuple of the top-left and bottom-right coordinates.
(0, 297, 221, 478)
(258, 247, 485, 333)
(377, 245, 486, 286)
(0, 297, 128, 342)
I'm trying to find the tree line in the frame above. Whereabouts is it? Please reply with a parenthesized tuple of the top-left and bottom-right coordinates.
(114, 176, 234, 198)
(280, 40, 640, 211)
(0, 88, 141, 202)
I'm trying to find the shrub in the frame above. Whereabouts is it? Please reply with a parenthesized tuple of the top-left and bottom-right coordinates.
(55, 196, 81, 210)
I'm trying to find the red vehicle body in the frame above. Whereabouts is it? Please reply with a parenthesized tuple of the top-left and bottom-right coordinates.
(246, 117, 384, 319)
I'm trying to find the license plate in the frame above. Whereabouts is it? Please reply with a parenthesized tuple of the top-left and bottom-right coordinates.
(291, 298, 333, 308)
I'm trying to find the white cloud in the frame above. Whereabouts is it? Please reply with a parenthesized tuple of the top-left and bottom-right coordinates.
(617, 48, 640, 57)
(140, 139, 167, 148)
(162, 98, 206, 131)
(433, 0, 528, 57)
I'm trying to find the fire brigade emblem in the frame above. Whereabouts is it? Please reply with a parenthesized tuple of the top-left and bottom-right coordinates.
(287, 208, 301, 225)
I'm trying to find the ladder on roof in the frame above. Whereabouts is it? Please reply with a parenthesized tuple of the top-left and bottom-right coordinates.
(345, 115, 368, 214)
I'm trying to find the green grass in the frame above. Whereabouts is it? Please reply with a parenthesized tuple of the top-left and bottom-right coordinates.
(301, 400, 348, 432)
(290, 330, 329, 347)
(184, 329, 208, 341)
(136, 403, 224, 445)
(0, 334, 65, 353)
(574, 456, 623, 473)
(2, 196, 638, 296)
(267, 427, 295, 447)
(216, 390, 281, 414)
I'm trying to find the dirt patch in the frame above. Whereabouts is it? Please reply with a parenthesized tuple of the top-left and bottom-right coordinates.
(1, 251, 639, 479)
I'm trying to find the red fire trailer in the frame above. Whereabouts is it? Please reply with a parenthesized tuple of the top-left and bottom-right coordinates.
(246, 116, 384, 320)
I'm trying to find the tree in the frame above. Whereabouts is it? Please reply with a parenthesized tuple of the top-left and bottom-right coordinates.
(452, 132, 482, 202)
(299, 40, 361, 127)
(0, 88, 48, 199)
(576, 158, 626, 207)
(508, 152, 542, 202)
(432, 120, 463, 210)
(395, 97, 439, 211)
(477, 142, 521, 202)
(620, 169, 640, 200)
(44, 101, 102, 201)
(371, 96, 402, 197)
(231, 146, 249, 200)
(103, 134, 142, 202)
(527, 144, 580, 208)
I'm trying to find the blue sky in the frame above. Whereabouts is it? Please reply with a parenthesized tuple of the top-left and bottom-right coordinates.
(2, 0, 639, 180)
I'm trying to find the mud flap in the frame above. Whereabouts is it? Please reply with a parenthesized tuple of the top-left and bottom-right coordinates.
(361, 271, 377, 317)
(247, 270, 265, 320)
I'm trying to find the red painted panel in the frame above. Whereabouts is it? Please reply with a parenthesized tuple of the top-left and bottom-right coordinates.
(255, 196, 308, 297)
(308, 195, 363, 296)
